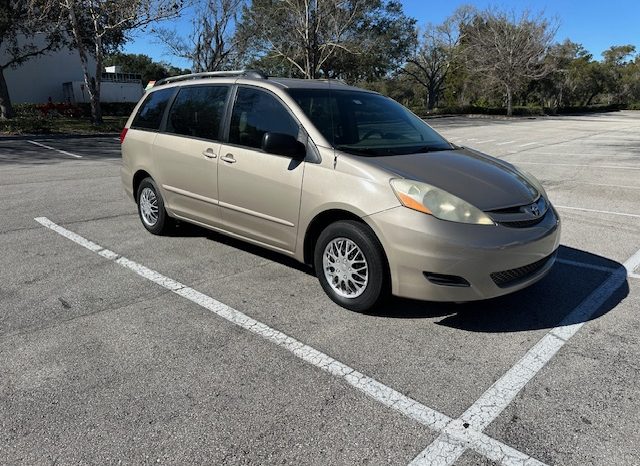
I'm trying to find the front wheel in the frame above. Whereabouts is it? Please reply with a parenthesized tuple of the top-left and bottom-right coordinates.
(314, 220, 389, 312)
(136, 177, 173, 235)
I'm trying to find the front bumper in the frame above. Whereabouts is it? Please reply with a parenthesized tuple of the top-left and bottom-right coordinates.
(365, 205, 561, 301)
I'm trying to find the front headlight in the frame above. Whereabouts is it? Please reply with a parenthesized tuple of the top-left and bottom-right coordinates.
(390, 179, 495, 225)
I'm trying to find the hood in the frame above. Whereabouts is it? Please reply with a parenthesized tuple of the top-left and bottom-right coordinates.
(358, 147, 538, 211)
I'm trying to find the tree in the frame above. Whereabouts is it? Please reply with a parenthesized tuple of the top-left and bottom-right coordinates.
(237, 0, 413, 80)
(602, 44, 636, 66)
(0, 0, 62, 119)
(531, 40, 587, 108)
(622, 55, 640, 105)
(602, 44, 636, 104)
(155, 0, 244, 73)
(402, 6, 474, 110)
(33, 0, 181, 124)
(317, 1, 416, 82)
(104, 52, 189, 84)
(464, 9, 557, 116)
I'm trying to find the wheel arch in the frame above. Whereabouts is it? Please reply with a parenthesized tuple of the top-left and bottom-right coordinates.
(302, 209, 390, 276)
(132, 169, 153, 200)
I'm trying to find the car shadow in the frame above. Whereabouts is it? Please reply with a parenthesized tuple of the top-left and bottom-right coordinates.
(168, 220, 314, 275)
(368, 245, 628, 333)
(168, 222, 628, 334)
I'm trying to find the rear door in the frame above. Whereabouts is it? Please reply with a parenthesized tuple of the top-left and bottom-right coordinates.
(217, 86, 305, 252)
(152, 84, 230, 227)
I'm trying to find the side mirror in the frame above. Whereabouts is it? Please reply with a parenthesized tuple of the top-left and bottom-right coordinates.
(262, 132, 306, 159)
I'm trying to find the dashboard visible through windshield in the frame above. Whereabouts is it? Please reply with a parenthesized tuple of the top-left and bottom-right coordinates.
(287, 88, 453, 156)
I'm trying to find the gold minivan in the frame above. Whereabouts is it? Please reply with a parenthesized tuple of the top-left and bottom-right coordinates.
(121, 70, 560, 311)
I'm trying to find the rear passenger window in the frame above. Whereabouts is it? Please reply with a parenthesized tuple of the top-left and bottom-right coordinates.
(166, 86, 229, 140)
(229, 87, 299, 149)
(131, 88, 174, 130)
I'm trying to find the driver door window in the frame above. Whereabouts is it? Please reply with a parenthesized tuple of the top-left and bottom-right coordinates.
(229, 88, 300, 150)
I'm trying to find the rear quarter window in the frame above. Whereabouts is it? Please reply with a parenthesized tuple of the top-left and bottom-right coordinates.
(131, 88, 174, 131)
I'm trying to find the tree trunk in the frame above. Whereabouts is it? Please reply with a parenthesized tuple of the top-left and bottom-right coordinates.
(89, 78, 102, 123)
(90, 53, 103, 124)
(506, 86, 513, 116)
(0, 68, 15, 119)
(68, 4, 103, 125)
(427, 86, 438, 110)
(77, 49, 103, 125)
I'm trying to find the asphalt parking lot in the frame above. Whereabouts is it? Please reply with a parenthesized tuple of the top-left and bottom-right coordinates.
(1, 111, 639, 465)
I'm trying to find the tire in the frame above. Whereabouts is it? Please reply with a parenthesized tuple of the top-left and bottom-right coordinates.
(136, 177, 173, 235)
(314, 220, 389, 312)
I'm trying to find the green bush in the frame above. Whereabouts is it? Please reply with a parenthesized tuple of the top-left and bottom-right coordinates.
(414, 103, 624, 118)
(69, 102, 136, 117)
(416, 105, 545, 117)
(0, 116, 54, 134)
(14, 101, 136, 118)
(99, 102, 137, 116)
(553, 104, 624, 114)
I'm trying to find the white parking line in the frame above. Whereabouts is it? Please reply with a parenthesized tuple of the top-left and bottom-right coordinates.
(27, 140, 82, 158)
(34, 216, 547, 466)
(624, 248, 640, 275)
(410, 255, 633, 466)
(514, 161, 640, 170)
(518, 142, 538, 147)
(475, 139, 495, 144)
(496, 140, 516, 146)
(556, 205, 640, 219)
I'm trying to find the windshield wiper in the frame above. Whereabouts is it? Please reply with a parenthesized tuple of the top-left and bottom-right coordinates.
(407, 145, 453, 154)
(335, 145, 388, 156)
(336, 145, 454, 157)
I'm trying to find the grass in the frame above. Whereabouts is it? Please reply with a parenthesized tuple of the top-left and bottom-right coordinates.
(0, 115, 127, 136)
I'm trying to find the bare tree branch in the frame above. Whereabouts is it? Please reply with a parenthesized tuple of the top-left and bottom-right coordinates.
(155, 0, 244, 72)
(463, 8, 558, 115)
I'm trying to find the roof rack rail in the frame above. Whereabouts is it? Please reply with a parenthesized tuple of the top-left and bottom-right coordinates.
(155, 69, 268, 87)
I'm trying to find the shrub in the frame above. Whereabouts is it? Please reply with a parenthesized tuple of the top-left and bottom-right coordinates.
(0, 116, 53, 134)
(14, 101, 136, 119)
(100, 102, 137, 116)
(414, 104, 624, 118)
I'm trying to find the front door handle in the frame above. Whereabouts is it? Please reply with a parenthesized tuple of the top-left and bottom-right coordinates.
(220, 154, 236, 164)
(202, 148, 217, 159)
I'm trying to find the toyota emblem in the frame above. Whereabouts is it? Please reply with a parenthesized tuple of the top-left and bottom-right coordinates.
(529, 203, 540, 217)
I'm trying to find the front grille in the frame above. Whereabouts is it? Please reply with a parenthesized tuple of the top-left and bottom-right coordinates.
(498, 210, 548, 228)
(488, 196, 549, 228)
(490, 253, 555, 288)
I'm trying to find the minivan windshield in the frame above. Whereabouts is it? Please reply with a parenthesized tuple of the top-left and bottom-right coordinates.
(287, 88, 453, 156)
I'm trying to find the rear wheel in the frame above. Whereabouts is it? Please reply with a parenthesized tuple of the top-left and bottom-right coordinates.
(314, 220, 389, 312)
(136, 177, 173, 235)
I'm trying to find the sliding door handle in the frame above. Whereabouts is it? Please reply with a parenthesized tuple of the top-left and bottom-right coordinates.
(202, 148, 217, 159)
(220, 154, 236, 164)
